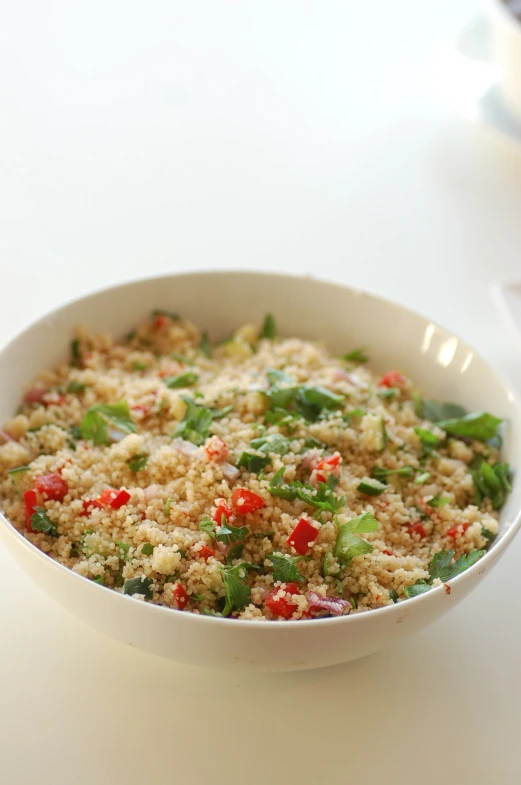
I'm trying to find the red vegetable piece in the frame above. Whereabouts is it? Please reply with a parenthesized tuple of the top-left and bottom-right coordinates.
(287, 517, 319, 555)
(154, 314, 167, 329)
(212, 499, 233, 524)
(198, 545, 216, 561)
(316, 453, 342, 471)
(378, 370, 407, 389)
(35, 473, 68, 502)
(110, 489, 131, 509)
(408, 522, 427, 539)
(204, 436, 229, 463)
(24, 387, 46, 404)
(172, 582, 189, 610)
(265, 583, 300, 619)
(308, 590, 352, 616)
(24, 489, 38, 532)
(382, 549, 393, 556)
(447, 522, 470, 539)
(231, 488, 265, 515)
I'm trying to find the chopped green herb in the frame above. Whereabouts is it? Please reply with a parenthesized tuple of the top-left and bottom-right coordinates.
(219, 565, 252, 616)
(198, 516, 248, 545)
(199, 332, 212, 359)
(70, 339, 81, 367)
(172, 396, 215, 445)
(80, 401, 136, 446)
(70, 425, 82, 440)
(389, 588, 399, 603)
(7, 465, 30, 475)
(250, 433, 290, 456)
(259, 314, 277, 340)
(420, 400, 467, 423)
(403, 580, 431, 599)
(377, 387, 399, 400)
(334, 512, 378, 566)
(371, 466, 414, 482)
(266, 368, 293, 385)
(265, 552, 309, 582)
(341, 347, 368, 364)
(471, 458, 510, 509)
(303, 436, 326, 450)
(268, 468, 345, 514)
(131, 362, 148, 372)
(141, 542, 154, 556)
(123, 576, 154, 599)
(116, 541, 131, 560)
(437, 412, 502, 442)
(427, 493, 450, 508)
(164, 371, 199, 389)
(171, 352, 194, 365)
(92, 575, 104, 585)
(414, 427, 441, 447)
(30, 507, 58, 536)
(403, 548, 485, 598)
(414, 472, 431, 485)
(66, 380, 88, 393)
(481, 527, 495, 542)
(165, 498, 173, 516)
(237, 452, 270, 473)
(380, 419, 388, 451)
(127, 453, 148, 472)
(226, 543, 245, 564)
(358, 478, 387, 496)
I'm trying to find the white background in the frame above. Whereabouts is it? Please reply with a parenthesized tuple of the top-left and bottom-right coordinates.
(1, 1, 521, 783)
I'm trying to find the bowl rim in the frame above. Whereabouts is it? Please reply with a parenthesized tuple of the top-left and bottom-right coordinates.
(1, 267, 520, 630)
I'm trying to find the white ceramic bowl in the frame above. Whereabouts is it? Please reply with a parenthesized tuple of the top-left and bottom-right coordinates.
(1, 271, 520, 671)
(490, 0, 521, 125)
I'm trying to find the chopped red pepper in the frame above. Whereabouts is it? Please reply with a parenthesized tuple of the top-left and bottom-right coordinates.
(378, 370, 407, 389)
(408, 522, 427, 539)
(197, 545, 216, 561)
(154, 314, 168, 329)
(287, 517, 319, 555)
(316, 453, 342, 471)
(172, 582, 189, 610)
(204, 436, 229, 463)
(231, 488, 265, 515)
(382, 549, 393, 556)
(265, 583, 300, 619)
(24, 387, 47, 404)
(212, 498, 233, 524)
(447, 522, 469, 539)
(24, 489, 38, 532)
(110, 489, 131, 509)
(35, 473, 68, 502)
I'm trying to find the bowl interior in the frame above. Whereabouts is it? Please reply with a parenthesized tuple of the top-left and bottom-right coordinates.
(1, 270, 521, 543)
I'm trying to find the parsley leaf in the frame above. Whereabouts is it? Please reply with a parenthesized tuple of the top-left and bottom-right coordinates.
(334, 512, 378, 565)
(123, 576, 154, 599)
(250, 433, 291, 456)
(80, 401, 136, 446)
(437, 412, 502, 442)
(403, 548, 486, 597)
(30, 507, 58, 536)
(67, 380, 88, 393)
(199, 332, 212, 359)
(173, 396, 225, 445)
(220, 565, 252, 616)
(371, 466, 414, 481)
(266, 368, 293, 385)
(164, 371, 199, 389)
(427, 493, 450, 508)
(414, 471, 431, 485)
(199, 515, 248, 545)
(341, 348, 368, 364)
(265, 552, 308, 582)
(420, 399, 467, 422)
(127, 453, 148, 472)
(131, 362, 148, 372)
(141, 543, 154, 555)
(471, 459, 511, 509)
(268, 469, 345, 514)
(259, 314, 277, 340)
(414, 427, 442, 447)
(171, 351, 194, 365)
(403, 580, 431, 599)
(70, 339, 81, 367)
(238, 452, 270, 473)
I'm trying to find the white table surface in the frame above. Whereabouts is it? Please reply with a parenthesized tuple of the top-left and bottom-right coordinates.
(2, 1, 521, 783)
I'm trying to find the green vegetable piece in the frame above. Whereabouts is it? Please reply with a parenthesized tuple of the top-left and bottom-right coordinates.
(427, 493, 450, 508)
(173, 396, 215, 446)
(372, 466, 414, 482)
(259, 314, 277, 340)
(403, 580, 431, 598)
(220, 565, 251, 616)
(226, 543, 245, 564)
(8, 465, 30, 475)
(200, 332, 212, 359)
(414, 472, 431, 485)
(265, 552, 308, 582)
(141, 543, 154, 555)
(30, 507, 58, 536)
(481, 527, 495, 542)
(164, 371, 199, 389)
(67, 380, 88, 393)
(414, 427, 441, 446)
(165, 498, 173, 516)
(131, 362, 148, 372)
(303, 436, 326, 450)
(429, 549, 485, 582)
(171, 352, 194, 366)
(92, 576, 104, 585)
(116, 541, 131, 560)
(421, 400, 467, 422)
(358, 478, 387, 496)
(437, 412, 502, 442)
(250, 433, 290, 456)
(198, 516, 248, 545)
(123, 576, 154, 599)
(70, 339, 81, 367)
(341, 348, 368, 364)
(237, 452, 270, 473)
(295, 386, 344, 422)
(80, 401, 136, 446)
(266, 368, 293, 385)
(127, 453, 148, 472)
(377, 387, 399, 400)
(389, 588, 399, 603)
(334, 512, 378, 565)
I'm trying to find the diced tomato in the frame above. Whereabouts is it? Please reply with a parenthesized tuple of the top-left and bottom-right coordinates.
(313, 471, 326, 485)
(447, 522, 470, 539)
(316, 453, 342, 472)
(265, 583, 301, 619)
(382, 549, 393, 556)
(197, 545, 216, 561)
(231, 488, 265, 515)
(81, 498, 102, 516)
(24, 387, 46, 404)
(97, 488, 119, 507)
(43, 393, 66, 407)
(172, 582, 189, 610)
(204, 435, 229, 463)
(35, 473, 68, 502)
(378, 370, 407, 389)
(24, 489, 38, 532)
(110, 489, 131, 509)
(408, 522, 427, 539)
(154, 314, 168, 329)
(287, 517, 319, 555)
(212, 499, 233, 525)
(131, 404, 151, 415)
